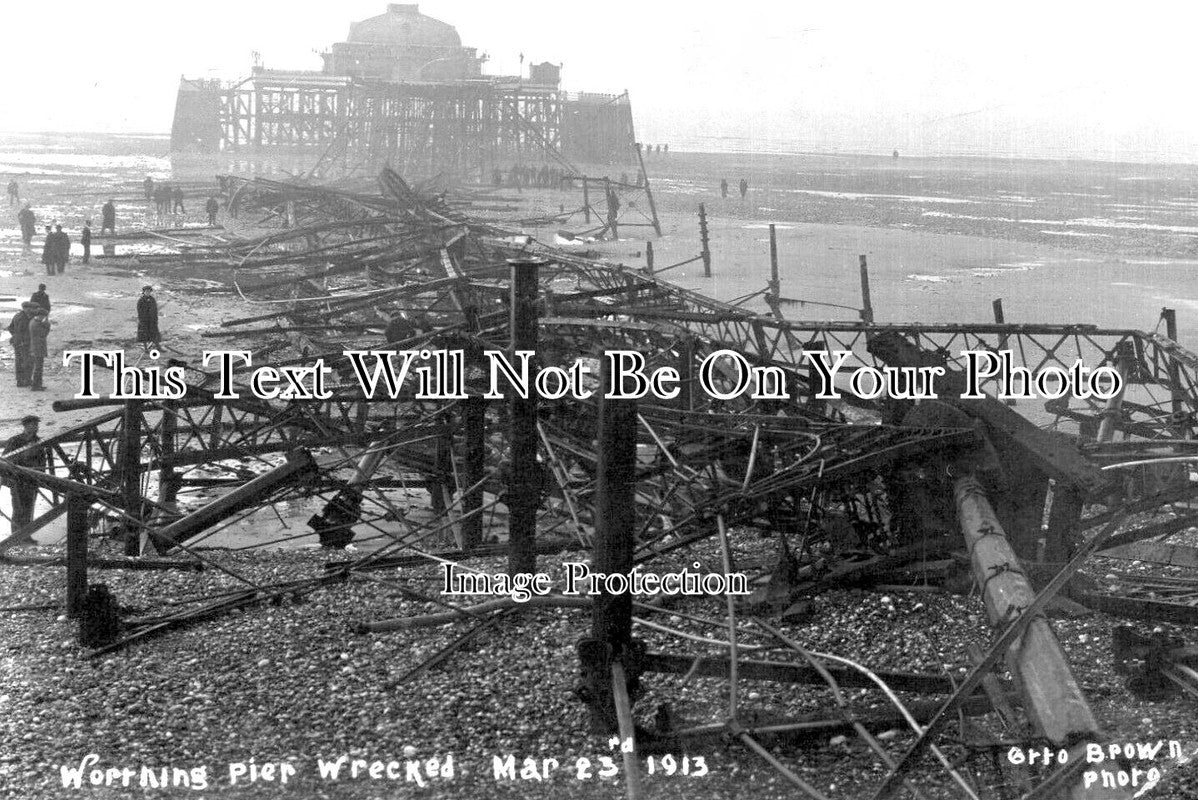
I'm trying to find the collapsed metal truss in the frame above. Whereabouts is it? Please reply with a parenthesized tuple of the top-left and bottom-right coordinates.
(4, 169, 1198, 798)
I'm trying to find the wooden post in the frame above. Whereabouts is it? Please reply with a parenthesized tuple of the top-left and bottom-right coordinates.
(461, 395, 486, 551)
(858, 254, 874, 324)
(698, 204, 712, 277)
(66, 487, 88, 619)
(583, 178, 591, 224)
(119, 399, 142, 556)
(645, 241, 654, 274)
(634, 142, 662, 236)
(954, 476, 1101, 748)
(507, 257, 543, 576)
(592, 358, 638, 652)
(580, 356, 641, 737)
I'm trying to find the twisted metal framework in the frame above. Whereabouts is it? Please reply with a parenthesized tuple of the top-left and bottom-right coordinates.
(3, 169, 1197, 797)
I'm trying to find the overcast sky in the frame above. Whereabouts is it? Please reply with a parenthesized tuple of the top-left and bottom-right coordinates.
(4, 1, 1198, 162)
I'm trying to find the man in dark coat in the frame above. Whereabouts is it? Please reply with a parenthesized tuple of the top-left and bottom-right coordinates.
(40, 226, 53, 275)
(27, 306, 49, 391)
(137, 285, 160, 348)
(3, 415, 47, 541)
(101, 199, 116, 235)
(172, 186, 185, 214)
(6, 179, 18, 205)
(143, 176, 154, 200)
(30, 284, 49, 313)
(17, 204, 35, 247)
(205, 197, 219, 226)
(52, 224, 69, 274)
(7, 302, 36, 387)
(81, 220, 92, 264)
(739, 178, 748, 199)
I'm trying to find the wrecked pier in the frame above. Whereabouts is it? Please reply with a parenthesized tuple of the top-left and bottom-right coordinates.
(3, 168, 1198, 799)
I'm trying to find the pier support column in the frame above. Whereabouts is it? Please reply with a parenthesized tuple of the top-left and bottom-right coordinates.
(507, 257, 543, 576)
(578, 359, 641, 734)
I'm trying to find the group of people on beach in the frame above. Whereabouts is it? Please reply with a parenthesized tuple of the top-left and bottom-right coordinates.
(144, 176, 221, 226)
(147, 177, 186, 215)
(720, 177, 749, 199)
(1, 281, 161, 538)
(11, 179, 117, 268)
(2, 174, 182, 545)
(6, 288, 52, 391)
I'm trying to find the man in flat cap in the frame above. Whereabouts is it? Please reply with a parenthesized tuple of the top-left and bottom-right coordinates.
(27, 306, 50, 391)
(3, 415, 47, 542)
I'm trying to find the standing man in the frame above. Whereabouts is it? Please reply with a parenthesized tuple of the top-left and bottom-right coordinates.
(101, 199, 116, 235)
(7, 301, 35, 387)
(27, 306, 49, 391)
(137, 285, 161, 349)
(30, 284, 49, 313)
(172, 186, 185, 214)
(17, 203, 35, 248)
(81, 220, 92, 264)
(6, 179, 18, 205)
(52, 224, 70, 274)
(143, 176, 154, 200)
(3, 415, 47, 542)
(205, 196, 219, 227)
(40, 226, 53, 275)
(720, 178, 728, 198)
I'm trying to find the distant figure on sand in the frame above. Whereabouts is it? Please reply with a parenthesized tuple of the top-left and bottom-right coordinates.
(101, 199, 116, 235)
(30, 284, 50, 313)
(720, 178, 728, 198)
(7, 179, 18, 205)
(143, 176, 154, 199)
(3, 415, 47, 540)
(27, 306, 50, 391)
(137, 285, 161, 348)
(18, 203, 35, 247)
(81, 220, 92, 264)
(205, 197, 219, 226)
(893, 149, 899, 159)
(173, 186, 185, 214)
(51, 225, 69, 274)
(739, 178, 748, 199)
